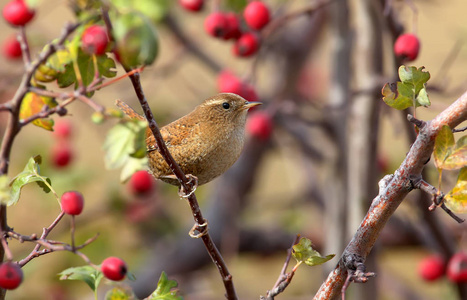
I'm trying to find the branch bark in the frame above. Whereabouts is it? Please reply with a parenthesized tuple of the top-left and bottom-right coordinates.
(314, 91, 467, 299)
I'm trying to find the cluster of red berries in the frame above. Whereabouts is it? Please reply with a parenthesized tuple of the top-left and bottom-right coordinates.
(51, 120, 74, 168)
(180, 0, 270, 58)
(418, 252, 467, 283)
(1, 0, 35, 60)
(394, 33, 420, 62)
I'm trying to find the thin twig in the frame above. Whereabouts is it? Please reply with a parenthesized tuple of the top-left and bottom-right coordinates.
(100, 7, 238, 300)
(412, 178, 465, 223)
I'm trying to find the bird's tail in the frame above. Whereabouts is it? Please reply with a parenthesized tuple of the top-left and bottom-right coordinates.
(115, 99, 145, 121)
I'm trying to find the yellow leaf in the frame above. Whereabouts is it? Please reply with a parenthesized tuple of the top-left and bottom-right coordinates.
(445, 168, 467, 213)
(433, 125, 455, 169)
(20, 92, 57, 131)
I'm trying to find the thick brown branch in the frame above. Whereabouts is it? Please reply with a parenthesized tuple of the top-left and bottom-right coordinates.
(314, 91, 467, 300)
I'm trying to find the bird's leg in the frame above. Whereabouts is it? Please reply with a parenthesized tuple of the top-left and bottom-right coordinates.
(178, 174, 199, 199)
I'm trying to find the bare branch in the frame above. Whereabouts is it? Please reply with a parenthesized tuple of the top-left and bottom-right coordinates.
(314, 90, 467, 299)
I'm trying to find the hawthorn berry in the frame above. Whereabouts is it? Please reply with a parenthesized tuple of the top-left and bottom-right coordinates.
(53, 119, 73, 139)
(233, 32, 260, 57)
(129, 170, 155, 195)
(101, 257, 127, 281)
(217, 70, 258, 102)
(224, 13, 242, 40)
(2, 0, 35, 26)
(418, 255, 445, 282)
(51, 142, 73, 168)
(394, 33, 420, 61)
(247, 111, 273, 140)
(243, 1, 270, 30)
(204, 12, 228, 38)
(82, 25, 109, 55)
(61, 191, 84, 215)
(0, 262, 23, 290)
(179, 0, 204, 12)
(446, 252, 467, 283)
(2, 35, 22, 59)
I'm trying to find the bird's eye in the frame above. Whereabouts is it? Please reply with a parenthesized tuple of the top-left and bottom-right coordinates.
(222, 102, 230, 109)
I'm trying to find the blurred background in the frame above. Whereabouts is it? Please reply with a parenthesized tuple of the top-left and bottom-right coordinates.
(0, 0, 466, 299)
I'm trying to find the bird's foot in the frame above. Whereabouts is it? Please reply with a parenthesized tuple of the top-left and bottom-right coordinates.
(189, 220, 209, 238)
(178, 174, 199, 198)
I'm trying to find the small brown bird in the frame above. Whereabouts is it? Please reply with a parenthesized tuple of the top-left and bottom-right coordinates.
(117, 93, 261, 186)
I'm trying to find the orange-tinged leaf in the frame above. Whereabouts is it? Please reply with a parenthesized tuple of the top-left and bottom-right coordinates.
(20, 92, 57, 131)
(433, 125, 455, 169)
(445, 167, 467, 213)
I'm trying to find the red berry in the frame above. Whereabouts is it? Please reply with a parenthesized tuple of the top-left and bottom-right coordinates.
(0, 262, 23, 290)
(61, 191, 84, 215)
(233, 32, 260, 57)
(53, 119, 72, 139)
(244, 1, 270, 30)
(394, 33, 420, 61)
(247, 111, 273, 140)
(217, 70, 258, 102)
(51, 143, 73, 168)
(218, 70, 242, 93)
(2, 0, 35, 26)
(82, 25, 109, 55)
(129, 170, 155, 195)
(2, 35, 21, 59)
(446, 252, 467, 283)
(204, 12, 228, 38)
(418, 255, 445, 282)
(224, 13, 242, 40)
(101, 257, 127, 281)
(179, 0, 203, 12)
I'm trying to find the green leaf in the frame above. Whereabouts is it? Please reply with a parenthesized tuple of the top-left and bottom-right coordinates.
(20, 92, 57, 131)
(8, 156, 51, 206)
(112, 11, 159, 68)
(146, 271, 183, 300)
(292, 237, 335, 267)
(381, 82, 413, 110)
(445, 167, 467, 213)
(416, 87, 431, 107)
(105, 286, 135, 300)
(104, 120, 149, 182)
(59, 265, 103, 292)
(48, 34, 117, 89)
(120, 157, 148, 183)
(0, 176, 11, 205)
(434, 125, 467, 170)
(224, 0, 248, 12)
(398, 65, 430, 95)
(382, 65, 431, 110)
(104, 120, 148, 169)
(112, 0, 170, 23)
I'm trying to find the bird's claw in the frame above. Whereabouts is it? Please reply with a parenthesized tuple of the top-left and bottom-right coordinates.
(189, 220, 209, 238)
(178, 175, 199, 198)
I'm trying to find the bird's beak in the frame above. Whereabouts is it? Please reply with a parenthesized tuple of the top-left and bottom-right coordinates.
(243, 102, 262, 110)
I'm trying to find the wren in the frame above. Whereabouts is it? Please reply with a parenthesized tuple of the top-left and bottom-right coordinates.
(116, 93, 261, 186)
